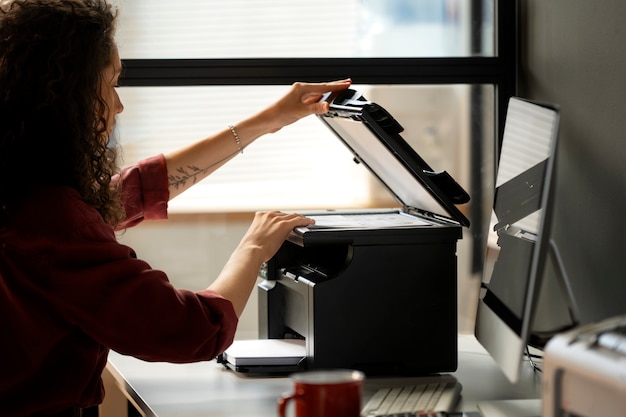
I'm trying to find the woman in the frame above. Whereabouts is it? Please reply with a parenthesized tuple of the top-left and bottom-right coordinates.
(0, 0, 351, 415)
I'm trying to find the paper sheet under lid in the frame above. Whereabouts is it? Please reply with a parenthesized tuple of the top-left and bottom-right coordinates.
(317, 89, 470, 227)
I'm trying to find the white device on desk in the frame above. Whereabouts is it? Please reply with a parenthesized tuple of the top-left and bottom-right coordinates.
(542, 315, 626, 417)
(472, 98, 561, 417)
(473, 97, 626, 417)
(475, 97, 562, 386)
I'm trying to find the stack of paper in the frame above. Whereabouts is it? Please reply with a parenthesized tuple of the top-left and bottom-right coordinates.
(221, 339, 306, 366)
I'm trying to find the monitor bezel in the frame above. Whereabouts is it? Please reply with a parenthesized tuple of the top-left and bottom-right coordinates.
(475, 97, 560, 383)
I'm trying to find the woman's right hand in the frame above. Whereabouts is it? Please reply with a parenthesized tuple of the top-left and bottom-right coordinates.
(208, 211, 314, 317)
(238, 211, 315, 262)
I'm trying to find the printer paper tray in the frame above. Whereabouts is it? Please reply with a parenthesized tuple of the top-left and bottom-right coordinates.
(217, 339, 306, 374)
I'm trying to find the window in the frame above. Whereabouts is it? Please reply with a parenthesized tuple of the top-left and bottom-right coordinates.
(116, 85, 372, 212)
(115, 0, 494, 59)
(116, 84, 492, 213)
(116, 0, 515, 270)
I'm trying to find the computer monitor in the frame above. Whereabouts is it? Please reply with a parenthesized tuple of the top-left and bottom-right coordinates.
(475, 97, 561, 383)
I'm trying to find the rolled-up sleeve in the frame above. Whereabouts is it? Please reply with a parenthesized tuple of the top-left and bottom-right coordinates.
(49, 227, 239, 363)
(116, 154, 170, 229)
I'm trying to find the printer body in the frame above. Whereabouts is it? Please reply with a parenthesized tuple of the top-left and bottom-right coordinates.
(542, 315, 626, 417)
(257, 89, 471, 376)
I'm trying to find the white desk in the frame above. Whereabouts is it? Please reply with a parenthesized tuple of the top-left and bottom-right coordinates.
(102, 333, 542, 417)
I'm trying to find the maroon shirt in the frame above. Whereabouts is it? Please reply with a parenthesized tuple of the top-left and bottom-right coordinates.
(0, 155, 238, 416)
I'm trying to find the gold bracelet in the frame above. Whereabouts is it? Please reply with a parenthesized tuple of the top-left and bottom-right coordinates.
(228, 124, 243, 154)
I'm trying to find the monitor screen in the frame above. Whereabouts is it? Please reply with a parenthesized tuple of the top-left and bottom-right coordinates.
(475, 97, 560, 383)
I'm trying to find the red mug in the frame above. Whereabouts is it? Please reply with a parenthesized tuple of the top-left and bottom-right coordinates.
(277, 369, 365, 417)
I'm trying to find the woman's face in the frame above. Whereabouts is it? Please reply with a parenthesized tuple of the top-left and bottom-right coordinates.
(99, 45, 124, 140)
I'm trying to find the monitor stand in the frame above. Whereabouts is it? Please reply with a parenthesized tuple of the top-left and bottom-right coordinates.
(476, 399, 541, 417)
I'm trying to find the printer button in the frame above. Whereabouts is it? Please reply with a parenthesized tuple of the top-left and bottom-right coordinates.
(283, 270, 298, 281)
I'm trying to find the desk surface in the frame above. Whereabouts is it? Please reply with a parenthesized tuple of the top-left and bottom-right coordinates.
(105, 333, 542, 417)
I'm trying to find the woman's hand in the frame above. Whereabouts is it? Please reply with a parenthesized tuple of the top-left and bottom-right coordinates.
(238, 211, 315, 262)
(163, 79, 352, 201)
(262, 78, 352, 134)
(208, 211, 315, 317)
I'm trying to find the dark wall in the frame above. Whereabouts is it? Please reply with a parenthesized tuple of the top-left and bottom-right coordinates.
(519, 0, 626, 325)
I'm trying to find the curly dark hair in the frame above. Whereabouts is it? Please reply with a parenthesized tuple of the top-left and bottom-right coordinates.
(0, 0, 125, 227)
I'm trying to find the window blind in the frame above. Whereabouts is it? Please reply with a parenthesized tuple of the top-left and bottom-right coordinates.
(115, 0, 360, 59)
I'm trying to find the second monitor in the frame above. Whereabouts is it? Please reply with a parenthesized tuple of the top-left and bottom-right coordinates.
(475, 97, 562, 383)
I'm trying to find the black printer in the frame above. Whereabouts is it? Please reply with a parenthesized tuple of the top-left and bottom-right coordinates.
(257, 89, 470, 376)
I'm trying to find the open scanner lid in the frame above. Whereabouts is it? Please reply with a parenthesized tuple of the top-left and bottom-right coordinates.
(317, 89, 470, 227)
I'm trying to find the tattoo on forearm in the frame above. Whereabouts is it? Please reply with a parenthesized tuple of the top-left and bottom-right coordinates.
(168, 165, 210, 190)
(168, 150, 240, 190)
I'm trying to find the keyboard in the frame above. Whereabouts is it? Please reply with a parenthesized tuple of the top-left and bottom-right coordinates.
(361, 377, 462, 417)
